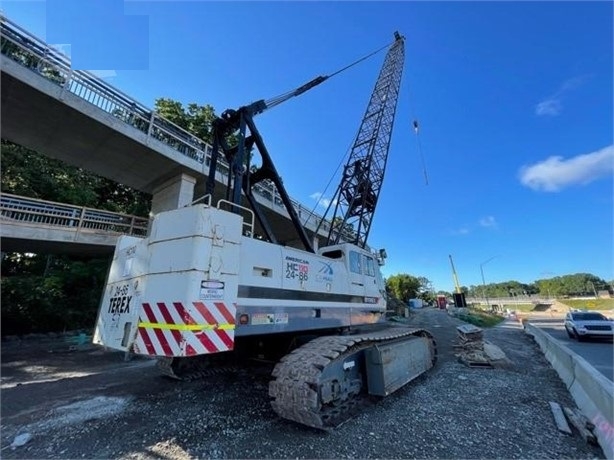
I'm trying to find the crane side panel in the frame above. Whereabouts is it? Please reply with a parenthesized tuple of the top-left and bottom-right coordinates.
(93, 235, 148, 351)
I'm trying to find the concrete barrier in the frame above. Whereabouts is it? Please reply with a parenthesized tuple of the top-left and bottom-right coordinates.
(525, 323, 614, 459)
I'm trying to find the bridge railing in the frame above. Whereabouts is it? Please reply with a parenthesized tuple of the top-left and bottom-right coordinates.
(0, 16, 342, 240)
(0, 193, 149, 237)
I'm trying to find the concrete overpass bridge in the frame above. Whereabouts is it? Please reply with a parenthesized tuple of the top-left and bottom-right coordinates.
(0, 16, 346, 252)
(1, 193, 148, 256)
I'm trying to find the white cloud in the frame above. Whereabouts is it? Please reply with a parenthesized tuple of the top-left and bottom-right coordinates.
(449, 227, 470, 236)
(535, 75, 588, 117)
(310, 192, 337, 209)
(88, 70, 118, 79)
(50, 43, 71, 58)
(535, 99, 562, 116)
(519, 144, 614, 192)
(479, 216, 497, 228)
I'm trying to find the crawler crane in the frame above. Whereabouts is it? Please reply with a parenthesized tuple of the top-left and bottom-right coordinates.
(94, 32, 436, 429)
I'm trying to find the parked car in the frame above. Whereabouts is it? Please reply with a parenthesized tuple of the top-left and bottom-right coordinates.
(564, 311, 614, 341)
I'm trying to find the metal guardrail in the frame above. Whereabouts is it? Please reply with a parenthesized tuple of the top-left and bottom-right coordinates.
(0, 193, 149, 237)
(0, 16, 343, 239)
(466, 297, 554, 305)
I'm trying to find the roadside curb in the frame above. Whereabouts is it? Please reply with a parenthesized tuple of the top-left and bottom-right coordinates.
(525, 323, 614, 459)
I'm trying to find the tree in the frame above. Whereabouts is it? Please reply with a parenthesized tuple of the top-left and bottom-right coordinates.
(535, 273, 608, 297)
(1, 140, 151, 336)
(154, 98, 217, 144)
(386, 274, 422, 303)
(1, 140, 151, 216)
(415, 276, 435, 304)
(0, 94, 230, 336)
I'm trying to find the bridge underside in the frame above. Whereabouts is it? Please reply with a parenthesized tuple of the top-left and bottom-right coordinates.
(1, 53, 339, 255)
(1, 221, 118, 256)
(1, 57, 200, 194)
(1, 236, 115, 257)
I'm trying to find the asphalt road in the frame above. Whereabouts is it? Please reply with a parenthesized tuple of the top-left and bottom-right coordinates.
(529, 316, 613, 381)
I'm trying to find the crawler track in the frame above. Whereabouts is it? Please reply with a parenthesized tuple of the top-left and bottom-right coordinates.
(268, 326, 437, 429)
(156, 354, 240, 381)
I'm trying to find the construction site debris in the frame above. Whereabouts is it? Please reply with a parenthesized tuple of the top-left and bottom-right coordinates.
(549, 401, 572, 435)
(457, 324, 483, 343)
(563, 407, 598, 445)
(454, 323, 512, 369)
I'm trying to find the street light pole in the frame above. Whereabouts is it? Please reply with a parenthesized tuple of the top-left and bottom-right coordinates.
(588, 281, 598, 299)
(480, 256, 499, 311)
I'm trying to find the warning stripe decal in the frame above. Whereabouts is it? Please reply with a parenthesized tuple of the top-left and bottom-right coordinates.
(193, 301, 234, 350)
(214, 302, 236, 324)
(142, 303, 174, 356)
(134, 301, 236, 357)
(158, 302, 183, 347)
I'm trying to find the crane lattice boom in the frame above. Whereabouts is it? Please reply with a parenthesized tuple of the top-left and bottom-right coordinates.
(325, 32, 405, 248)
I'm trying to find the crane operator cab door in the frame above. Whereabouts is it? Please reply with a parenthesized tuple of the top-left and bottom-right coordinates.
(348, 249, 366, 298)
(361, 253, 380, 295)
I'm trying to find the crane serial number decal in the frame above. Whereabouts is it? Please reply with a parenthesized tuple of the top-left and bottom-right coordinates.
(285, 256, 309, 281)
(108, 284, 132, 314)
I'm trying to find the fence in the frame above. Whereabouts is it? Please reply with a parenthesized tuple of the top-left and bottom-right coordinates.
(0, 16, 341, 238)
(1, 193, 149, 237)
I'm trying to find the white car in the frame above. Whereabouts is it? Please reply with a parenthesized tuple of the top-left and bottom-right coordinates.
(564, 311, 614, 341)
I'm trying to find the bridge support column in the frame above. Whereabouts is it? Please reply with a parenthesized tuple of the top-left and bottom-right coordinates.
(151, 173, 196, 215)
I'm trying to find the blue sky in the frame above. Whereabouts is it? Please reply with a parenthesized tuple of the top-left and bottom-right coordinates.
(3, 1, 613, 291)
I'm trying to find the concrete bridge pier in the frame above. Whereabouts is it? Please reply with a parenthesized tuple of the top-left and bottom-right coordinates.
(150, 173, 197, 215)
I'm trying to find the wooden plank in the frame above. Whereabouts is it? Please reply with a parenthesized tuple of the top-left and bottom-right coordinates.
(457, 324, 483, 334)
(549, 402, 572, 435)
(563, 407, 597, 445)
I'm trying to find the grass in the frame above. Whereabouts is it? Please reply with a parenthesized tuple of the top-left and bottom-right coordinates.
(503, 304, 535, 312)
(558, 298, 614, 311)
(458, 309, 505, 328)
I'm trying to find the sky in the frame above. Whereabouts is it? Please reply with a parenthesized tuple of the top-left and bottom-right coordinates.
(2, 0, 613, 292)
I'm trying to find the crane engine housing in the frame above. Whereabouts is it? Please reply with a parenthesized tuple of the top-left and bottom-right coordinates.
(94, 201, 390, 357)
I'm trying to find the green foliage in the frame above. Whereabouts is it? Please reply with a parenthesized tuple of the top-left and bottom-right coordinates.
(1, 140, 151, 335)
(1, 36, 66, 85)
(1, 255, 109, 335)
(458, 309, 504, 328)
(386, 274, 422, 303)
(154, 98, 217, 144)
(558, 299, 614, 311)
(466, 274, 609, 299)
(534, 273, 608, 297)
(0, 94, 229, 336)
(466, 280, 538, 298)
(0, 140, 151, 216)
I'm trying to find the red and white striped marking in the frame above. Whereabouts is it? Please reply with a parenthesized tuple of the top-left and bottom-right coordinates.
(133, 301, 236, 357)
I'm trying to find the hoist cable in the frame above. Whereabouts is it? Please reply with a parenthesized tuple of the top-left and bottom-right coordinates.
(407, 80, 429, 186)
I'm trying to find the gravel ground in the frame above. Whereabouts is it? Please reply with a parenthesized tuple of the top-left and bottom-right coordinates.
(0, 308, 605, 459)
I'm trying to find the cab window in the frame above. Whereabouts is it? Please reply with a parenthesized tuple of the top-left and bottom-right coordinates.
(349, 251, 362, 274)
(363, 255, 375, 276)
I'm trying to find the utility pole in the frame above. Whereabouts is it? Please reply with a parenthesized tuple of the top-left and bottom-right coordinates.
(588, 281, 598, 299)
(480, 256, 499, 310)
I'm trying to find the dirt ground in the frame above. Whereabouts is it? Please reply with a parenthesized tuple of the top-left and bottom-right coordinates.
(0, 308, 605, 459)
